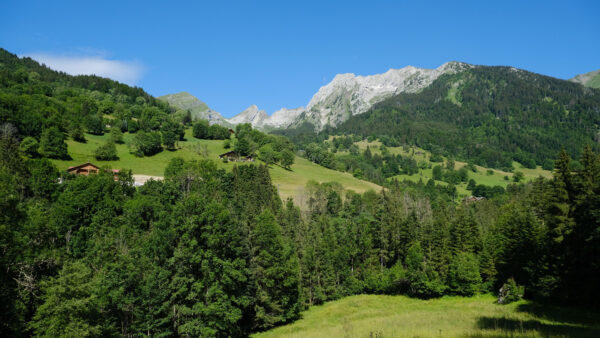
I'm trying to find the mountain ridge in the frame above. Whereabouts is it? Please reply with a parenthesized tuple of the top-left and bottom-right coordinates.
(163, 62, 473, 130)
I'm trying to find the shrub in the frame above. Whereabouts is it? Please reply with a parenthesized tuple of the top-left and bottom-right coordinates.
(132, 131, 162, 156)
(94, 141, 118, 161)
(498, 278, 524, 304)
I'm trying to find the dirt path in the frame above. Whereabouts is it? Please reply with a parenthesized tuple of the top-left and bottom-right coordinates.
(132, 174, 164, 185)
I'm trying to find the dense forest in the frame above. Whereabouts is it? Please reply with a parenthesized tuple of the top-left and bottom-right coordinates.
(281, 66, 600, 171)
(2, 126, 600, 336)
(1, 48, 600, 337)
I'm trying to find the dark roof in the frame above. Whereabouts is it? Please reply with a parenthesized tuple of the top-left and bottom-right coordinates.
(219, 151, 238, 158)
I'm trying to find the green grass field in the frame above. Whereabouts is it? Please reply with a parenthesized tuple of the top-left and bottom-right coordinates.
(51, 129, 380, 201)
(254, 294, 600, 338)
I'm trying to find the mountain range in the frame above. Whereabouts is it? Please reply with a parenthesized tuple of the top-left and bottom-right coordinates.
(160, 64, 600, 133)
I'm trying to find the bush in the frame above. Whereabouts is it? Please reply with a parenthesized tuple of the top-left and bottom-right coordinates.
(498, 278, 524, 304)
(542, 159, 554, 170)
(127, 119, 139, 133)
(70, 124, 86, 142)
(132, 131, 162, 156)
(94, 141, 118, 161)
(109, 128, 124, 144)
(430, 153, 443, 162)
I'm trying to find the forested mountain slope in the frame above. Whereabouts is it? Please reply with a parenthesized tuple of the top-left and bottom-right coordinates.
(0, 48, 175, 145)
(300, 66, 600, 170)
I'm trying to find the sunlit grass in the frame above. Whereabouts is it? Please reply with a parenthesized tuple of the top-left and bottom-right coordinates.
(254, 294, 600, 338)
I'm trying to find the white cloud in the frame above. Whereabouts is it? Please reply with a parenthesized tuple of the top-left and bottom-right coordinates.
(25, 53, 144, 85)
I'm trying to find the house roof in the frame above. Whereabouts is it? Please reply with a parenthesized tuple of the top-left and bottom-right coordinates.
(67, 162, 100, 172)
(219, 151, 238, 157)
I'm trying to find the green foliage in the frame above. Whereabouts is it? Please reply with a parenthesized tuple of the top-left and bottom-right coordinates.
(94, 141, 118, 161)
(29, 261, 107, 337)
(109, 127, 123, 144)
(447, 252, 482, 296)
(39, 126, 68, 159)
(132, 131, 162, 156)
(85, 115, 105, 135)
(280, 149, 295, 169)
(250, 210, 300, 330)
(498, 278, 524, 304)
(19, 136, 39, 157)
(405, 242, 446, 298)
(432, 165, 442, 180)
(259, 143, 277, 165)
(513, 171, 524, 182)
(192, 119, 209, 139)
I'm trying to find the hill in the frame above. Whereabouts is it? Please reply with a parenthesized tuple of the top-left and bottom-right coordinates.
(570, 69, 600, 89)
(312, 66, 600, 169)
(255, 294, 600, 337)
(49, 128, 380, 202)
(157, 91, 231, 126)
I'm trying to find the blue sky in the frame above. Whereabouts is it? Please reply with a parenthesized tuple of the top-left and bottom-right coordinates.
(1, 0, 598, 117)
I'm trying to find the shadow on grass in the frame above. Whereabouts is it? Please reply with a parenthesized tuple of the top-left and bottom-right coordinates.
(473, 316, 599, 337)
(516, 302, 600, 328)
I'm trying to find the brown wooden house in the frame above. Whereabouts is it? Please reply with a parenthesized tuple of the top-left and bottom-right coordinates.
(67, 162, 120, 180)
(67, 162, 100, 176)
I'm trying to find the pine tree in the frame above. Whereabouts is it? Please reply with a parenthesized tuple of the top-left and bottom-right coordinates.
(249, 210, 300, 330)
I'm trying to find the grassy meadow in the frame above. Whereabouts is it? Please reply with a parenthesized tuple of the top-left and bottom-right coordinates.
(254, 294, 600, 338)
(51, 129, 380, 201)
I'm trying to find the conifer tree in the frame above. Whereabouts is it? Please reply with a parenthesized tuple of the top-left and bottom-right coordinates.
(249, 210, 300, 330)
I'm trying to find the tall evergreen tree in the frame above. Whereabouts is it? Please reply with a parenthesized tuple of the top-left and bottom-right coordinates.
(249, 210, 300, 330)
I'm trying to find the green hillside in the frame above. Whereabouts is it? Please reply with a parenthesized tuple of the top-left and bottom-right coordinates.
(158, 92, 209, 113)
(158, 91, 231, 126)
(255, 294, 600, 337)
(571, 69, 600, 89)
(51, 128, 380, 201)
(350, 140, 551, 197)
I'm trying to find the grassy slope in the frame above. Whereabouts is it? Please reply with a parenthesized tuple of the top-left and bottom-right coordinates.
(254, 294, 600, 338)
(348, 140, 551, 197)
(51, 129, 380, 201)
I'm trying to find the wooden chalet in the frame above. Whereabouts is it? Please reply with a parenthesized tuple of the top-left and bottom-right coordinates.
(67, 162, 120, 181)
(218, 151, 254, 162)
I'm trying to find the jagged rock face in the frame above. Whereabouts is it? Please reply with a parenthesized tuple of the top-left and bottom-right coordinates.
(300, 61, 472, 130)
(226, 104, 268, 126)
